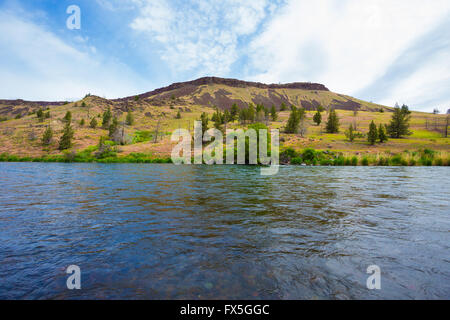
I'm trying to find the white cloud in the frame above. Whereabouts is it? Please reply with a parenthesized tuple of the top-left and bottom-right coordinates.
(0, 10, 151, 101)
(130, 0, 270, 75)
(246, 0, 450, 108)
(380, 50, 450, 111)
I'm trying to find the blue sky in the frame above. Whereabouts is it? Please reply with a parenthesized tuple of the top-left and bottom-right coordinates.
(0, 0, 449, 112)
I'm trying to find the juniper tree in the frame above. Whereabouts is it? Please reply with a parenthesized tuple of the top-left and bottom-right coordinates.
(368, 121, 378, 145)
(58, 122, 74, 150)
(200, 112, 209, 136)
(36, 108, 44, 121)
(247, 104, 255, 123)
(285, 106, 304, 134)
(230, 104, 239, 121)
(378, 124, 387, 143)
(313, 110, 322, 126)
(102, 107, 112, 129)
(109, 116, 118, 137)
(386, 105, 411, 138)
(325, 109, 339, 133)
(90, 117, 98, 129)
(345, 124, 355, 142)
(223, 109, 231, 123)
(270, 105, 278, 121)
(42, 126, 53, 146)
(63, 111, 72, 123)
(126, 110, 134, 125)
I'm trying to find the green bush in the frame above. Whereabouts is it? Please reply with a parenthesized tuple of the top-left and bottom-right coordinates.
(361, 157, 369, 166)
(302, 148, 317, 162)
(334, 156, 345, 166)
(319, 158, 333, 166)
(133, 131, 153, 143)
(390, 155, 404, 166)
(434, 158, 444, 166)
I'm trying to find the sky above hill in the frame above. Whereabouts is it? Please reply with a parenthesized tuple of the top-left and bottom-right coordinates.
(0, 0, 449, 112)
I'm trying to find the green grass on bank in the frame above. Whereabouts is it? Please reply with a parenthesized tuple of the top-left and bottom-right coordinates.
(1, 147, 449, 166)
(279, 147, 449, 166)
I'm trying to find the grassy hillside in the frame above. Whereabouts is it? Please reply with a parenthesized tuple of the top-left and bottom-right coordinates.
(0, 78, 448, 163)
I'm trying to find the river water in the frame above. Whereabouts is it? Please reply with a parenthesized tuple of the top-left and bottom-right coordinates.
(0, 163, 448, 299)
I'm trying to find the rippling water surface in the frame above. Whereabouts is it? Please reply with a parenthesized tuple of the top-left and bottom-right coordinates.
(0, 163, 449, 299)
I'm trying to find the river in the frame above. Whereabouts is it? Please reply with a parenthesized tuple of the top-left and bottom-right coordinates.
(0, 163, 448, 299)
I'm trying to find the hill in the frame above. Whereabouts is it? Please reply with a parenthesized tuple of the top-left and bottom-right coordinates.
(0, 77, 448, 162)
(0, 77, 389, 119)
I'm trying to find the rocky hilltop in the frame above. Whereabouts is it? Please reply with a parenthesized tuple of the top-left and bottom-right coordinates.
(0, 77, 388, 118)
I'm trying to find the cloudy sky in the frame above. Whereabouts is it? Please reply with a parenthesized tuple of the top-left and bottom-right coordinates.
(0, 0, 449, 112)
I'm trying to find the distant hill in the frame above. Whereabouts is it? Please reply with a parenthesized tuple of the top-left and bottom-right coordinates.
(0, 77, 389, 117)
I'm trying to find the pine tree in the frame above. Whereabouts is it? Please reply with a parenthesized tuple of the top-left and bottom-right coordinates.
(63, 111, 72, 123)
(378, 124, 387, 143)
(102, 107, 112, 129)
(285, 106, 301, 134)
(230, 104, 239, 121)
(79, 118, 85, 126)
(36, 108, 44, 121)
(313, 110, 322, 126)
(368, 121, 378, 145)
(58, 122, 74, 150)
(223, 109, 231, 123)
(126, 111, 134, 125)
(90, 117, 98, 129)
(200, 112, 209, 136)
(109, 117, 118, 137)
(42, 126, 53, 146)
(386, 105, 412, 138)
(270, 105, 278, 121)
(345, 124, 355, 142)
(175, 110, 181, 119)
(280, 103, 287, 111)
(264, 107, 269, 121)
(325, 109, 339, 133)
(247, 104, 255, 123)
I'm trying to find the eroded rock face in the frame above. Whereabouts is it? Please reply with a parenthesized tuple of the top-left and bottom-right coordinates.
(0, 77, 382, 116)
(114, 77, 329, 103)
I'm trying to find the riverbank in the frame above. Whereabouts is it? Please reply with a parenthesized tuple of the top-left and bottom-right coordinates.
(1, 148, 449, 166)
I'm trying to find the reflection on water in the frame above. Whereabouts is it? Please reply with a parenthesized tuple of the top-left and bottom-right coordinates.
(0, 163, 449, 299)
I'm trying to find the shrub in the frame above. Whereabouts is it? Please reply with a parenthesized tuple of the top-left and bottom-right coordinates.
(320, 158, 332, 166)
(361, 157, 369, 166)
(334, 156, 345, 166)
(434, 158, 444, 166)
(302, 148, 317, 162)
(390, 155, 404, 166)
(133, 130, 153, 143)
